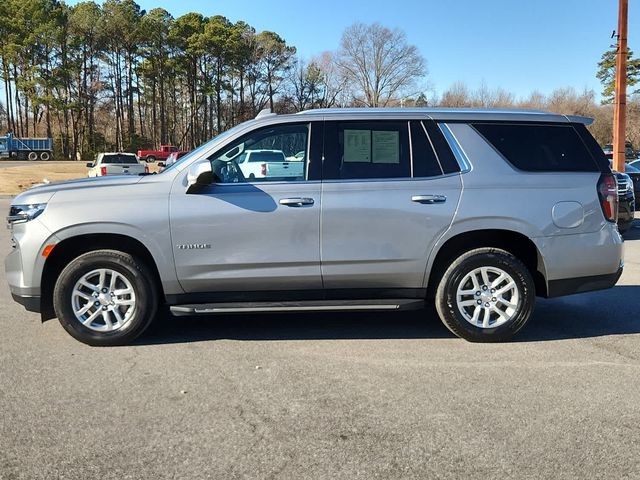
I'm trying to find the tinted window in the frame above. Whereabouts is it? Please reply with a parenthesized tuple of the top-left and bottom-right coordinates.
(324, 121, 410, 180)
(424, 121, 460, 174)
(410, 121, 442, 177)
(102, 154, 138, 164)
(474, 123, 601, 172)
(573, 123, 609, 172)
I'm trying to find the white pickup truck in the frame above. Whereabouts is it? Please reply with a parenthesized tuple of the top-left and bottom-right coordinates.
(235, 149, 304, 180)
(87, 153, 148, 177)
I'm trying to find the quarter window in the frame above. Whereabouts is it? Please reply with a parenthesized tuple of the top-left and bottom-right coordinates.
(473, 123, 601, 172)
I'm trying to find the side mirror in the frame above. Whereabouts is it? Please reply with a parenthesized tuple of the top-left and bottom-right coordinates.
(226, 145, 241, 158)
(186, 160, 214, 189)
(86, 162, 94, 168)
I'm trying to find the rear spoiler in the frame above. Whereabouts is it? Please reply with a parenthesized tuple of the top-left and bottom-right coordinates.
(565, 115, 594, 126)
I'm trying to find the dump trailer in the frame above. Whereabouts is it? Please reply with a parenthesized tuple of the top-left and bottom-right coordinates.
(0, 133, 54, 160)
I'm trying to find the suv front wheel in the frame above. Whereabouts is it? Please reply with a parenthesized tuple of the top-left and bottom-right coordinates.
(435, 248, 535, 342)
(53, 250, 158, 346)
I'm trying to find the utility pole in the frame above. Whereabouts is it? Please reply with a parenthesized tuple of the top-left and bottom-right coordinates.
(612, 0, 628, 173)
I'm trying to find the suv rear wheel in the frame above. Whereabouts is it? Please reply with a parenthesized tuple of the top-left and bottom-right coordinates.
(53, 250, 158, 346)
(435, 248, 535, 342)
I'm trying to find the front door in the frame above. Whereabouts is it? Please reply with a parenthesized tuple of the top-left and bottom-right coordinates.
(170, 121, 323, 293)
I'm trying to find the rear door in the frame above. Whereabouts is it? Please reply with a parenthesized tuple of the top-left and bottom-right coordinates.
(170, 121, 324, 293)
(320, 119, 462, 289)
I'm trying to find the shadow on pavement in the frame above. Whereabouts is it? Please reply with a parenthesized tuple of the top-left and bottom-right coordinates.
(517, 285, 640, 342)
(622, 221, 640, 241)
(137, 285, 640, 346)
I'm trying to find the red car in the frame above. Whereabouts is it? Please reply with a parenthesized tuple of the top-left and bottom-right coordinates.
(137, 145, 178, 163)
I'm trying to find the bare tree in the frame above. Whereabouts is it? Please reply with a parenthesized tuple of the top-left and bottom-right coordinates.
(336, 23, 426, 107)
(440, 81, 471, 107)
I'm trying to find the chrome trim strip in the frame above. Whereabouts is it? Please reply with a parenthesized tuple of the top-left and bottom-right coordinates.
(172, 304, 402, 314)
(438, 123, 472, 173)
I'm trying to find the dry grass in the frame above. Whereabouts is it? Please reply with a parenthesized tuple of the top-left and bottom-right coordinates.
(0, 161, 160, 195)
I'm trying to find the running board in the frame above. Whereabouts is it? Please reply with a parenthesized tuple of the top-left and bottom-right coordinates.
(169, 299, 425, 316)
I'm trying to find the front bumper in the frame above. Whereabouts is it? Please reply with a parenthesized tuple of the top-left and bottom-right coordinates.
(11, 293, 41, 313)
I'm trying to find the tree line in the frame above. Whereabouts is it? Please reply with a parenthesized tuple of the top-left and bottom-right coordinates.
(0, 0, 427, 160)
(0, 0, 639, 160)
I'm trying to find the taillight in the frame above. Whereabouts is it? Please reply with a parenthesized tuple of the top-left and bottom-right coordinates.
(100, 166, 107, 176)
(144, 165, 149, 174)
(597, 173, 618, 222)
(261, 163, 266, 176)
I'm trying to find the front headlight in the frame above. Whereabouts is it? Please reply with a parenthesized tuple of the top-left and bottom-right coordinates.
(7, 203, 47, 227)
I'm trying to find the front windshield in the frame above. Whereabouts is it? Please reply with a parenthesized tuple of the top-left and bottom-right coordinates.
(161, 121, 256, 173)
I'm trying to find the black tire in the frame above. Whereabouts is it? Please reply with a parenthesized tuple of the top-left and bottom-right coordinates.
(435, 247, 535, 343)
(28, 151, 39, 161)
(53, 250, 158, 346)
(146, 156, 156, 163)
(40, 151, 51, 161)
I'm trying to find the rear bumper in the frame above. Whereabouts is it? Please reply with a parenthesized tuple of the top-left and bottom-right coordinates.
(11, 293, 41, 313)
(546, 266, 623, 298)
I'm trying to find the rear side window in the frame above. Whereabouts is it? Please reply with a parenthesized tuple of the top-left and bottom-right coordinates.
(410, 121, 442, 177)
(324, 121, 411, 180)
(473, 123, 601, 172)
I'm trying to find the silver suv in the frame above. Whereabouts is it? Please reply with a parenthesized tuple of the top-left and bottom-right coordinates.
(5, 108, 624, 345)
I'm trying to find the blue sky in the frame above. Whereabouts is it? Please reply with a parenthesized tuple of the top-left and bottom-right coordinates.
(74, 0, 639, 100)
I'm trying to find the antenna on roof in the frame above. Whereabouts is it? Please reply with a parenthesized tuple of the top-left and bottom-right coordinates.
(256, 108, 276, 119)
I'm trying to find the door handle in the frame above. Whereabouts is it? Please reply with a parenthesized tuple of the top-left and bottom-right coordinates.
(279, 197, 315, 207)
(411, 194, 447, 204)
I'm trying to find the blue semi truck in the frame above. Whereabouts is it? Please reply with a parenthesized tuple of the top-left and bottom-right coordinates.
(0, 133, 54, 160)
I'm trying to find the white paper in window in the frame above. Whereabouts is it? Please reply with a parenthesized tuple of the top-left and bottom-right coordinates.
(344, 130, 371, 162)
(372, 131, 399, 164)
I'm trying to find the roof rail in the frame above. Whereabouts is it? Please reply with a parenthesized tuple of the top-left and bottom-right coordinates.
(256, 108, 277, 119)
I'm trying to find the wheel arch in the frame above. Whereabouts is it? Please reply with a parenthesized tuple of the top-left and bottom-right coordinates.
(426, 229, 547, 299)
(40, 233, 165, 321)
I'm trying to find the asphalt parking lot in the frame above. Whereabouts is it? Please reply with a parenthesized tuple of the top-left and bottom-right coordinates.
(0, 197, 639, 479)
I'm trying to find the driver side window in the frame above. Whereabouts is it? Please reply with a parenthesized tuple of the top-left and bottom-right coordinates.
(209, 123, 309, 183)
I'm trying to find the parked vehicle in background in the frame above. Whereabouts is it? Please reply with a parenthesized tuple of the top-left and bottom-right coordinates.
(603, 142, 637, 162)
(158, 150, 191, 172)
(87, 153, 148, 177)
(235, 149, 305, 180)
(0, 133, 53, 161)
(286, 150, 306, 161)
(6, 108, 624, 346)
(614, 171, 635, 233)
(610, 160, 640, 210)
(136, 145, 178, 163)
(623, 163, 640, 209)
